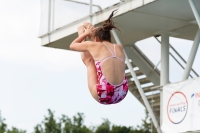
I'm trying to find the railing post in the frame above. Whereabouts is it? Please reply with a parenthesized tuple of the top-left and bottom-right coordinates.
(89, 0, 92, 24)
(111, 29, 162, 133)
(47, 0, 54, 43)
(52, 0, 55, 31)
(48, 0, 52, 33)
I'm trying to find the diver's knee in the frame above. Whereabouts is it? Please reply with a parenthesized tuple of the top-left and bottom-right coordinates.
(81, 52, 93, 64)
(83, 57, 94, 66)
(90, 87, 99, 102)
(78, 25, 84, 31)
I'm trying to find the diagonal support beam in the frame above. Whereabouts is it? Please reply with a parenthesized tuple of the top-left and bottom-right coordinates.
(111, 29, 162, 133)
(182, 29, 200, 80)
(188, 0, 200, 28)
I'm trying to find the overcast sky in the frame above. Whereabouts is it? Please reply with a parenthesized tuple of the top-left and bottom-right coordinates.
(0, 0, 200, 133)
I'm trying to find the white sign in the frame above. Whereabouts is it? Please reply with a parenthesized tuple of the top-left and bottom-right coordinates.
(161, 77, 200, 133)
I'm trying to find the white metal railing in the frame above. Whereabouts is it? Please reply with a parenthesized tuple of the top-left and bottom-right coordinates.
(64, 0, 102, 10)
(39, 0, 122, 36)
(154, 36, 199, 78)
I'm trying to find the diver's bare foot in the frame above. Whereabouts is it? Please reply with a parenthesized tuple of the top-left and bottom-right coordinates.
(78, 25, 85, 36)
(83, 22, 93, 29)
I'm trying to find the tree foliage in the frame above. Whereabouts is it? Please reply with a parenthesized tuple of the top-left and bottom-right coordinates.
(0, 116, 7, 133)
(34, 109, 91, 133)
(0, 112, 26, 133)
(136, 109, 152, 133)
(1, 108, 154, 133)
(95, 112, 153, 133)
(7, 127, 26, 133)
(96, 119, 110, 133)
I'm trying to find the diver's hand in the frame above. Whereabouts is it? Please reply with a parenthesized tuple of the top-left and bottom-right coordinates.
(84, 26, 95, 37)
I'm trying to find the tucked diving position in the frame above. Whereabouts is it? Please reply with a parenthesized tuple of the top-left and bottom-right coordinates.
(70, 10, 128, 105)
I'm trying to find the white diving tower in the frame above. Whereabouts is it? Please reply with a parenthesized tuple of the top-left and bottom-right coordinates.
(39, 0, 200, 133)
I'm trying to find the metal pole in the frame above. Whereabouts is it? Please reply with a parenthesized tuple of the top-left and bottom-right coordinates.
(52, 0, 55, 31)
(89, 0, 92, 24)
(111, 29, 162, 133)
(47, 0, 52, 44)
(160, 33, 169, 128)
(188, 0, 200, 28)
(182, 29, 200, 80)
(161, 34, 169, 85)
(48, 0, 52, 33)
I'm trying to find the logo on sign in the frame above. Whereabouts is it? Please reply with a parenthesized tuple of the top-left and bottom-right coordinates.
(191, 92, 200, 98)
(167, 92, 188, 124)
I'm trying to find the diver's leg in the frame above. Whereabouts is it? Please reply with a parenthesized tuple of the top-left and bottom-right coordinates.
(81, 52, 99, 102)
(78, 24, 98, 102)
(78, 25, 85, 41)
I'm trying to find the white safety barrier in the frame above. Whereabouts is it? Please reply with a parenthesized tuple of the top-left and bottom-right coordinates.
(162, 77, 200, 133)
(39, 0, 120, 36)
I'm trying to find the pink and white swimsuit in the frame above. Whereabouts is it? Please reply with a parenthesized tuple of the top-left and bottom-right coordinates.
(95, 43, 128, 105)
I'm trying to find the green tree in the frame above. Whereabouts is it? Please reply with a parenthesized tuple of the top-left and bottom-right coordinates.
(0, 113, 7, 133)
(61, 113, 91, 133)
(141, 109, 151, 132)
(33, 110, 91, 133)
(34, 124, 42, 133)
(7, 127, 26, 133)
(0, 111, 26, 133)
(43, 109, 61, 133)
(33, 109, 156, 133)
(135, 109, 152, 133)
(95, 109, 153, 133)
(110, 125, 132, 133)
(95, 119, 110, 133)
